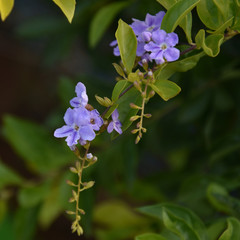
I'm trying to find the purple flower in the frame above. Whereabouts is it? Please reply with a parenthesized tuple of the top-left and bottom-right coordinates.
(54, 107, 95, 147)
(131, 11, 165, 36)
(110, 40, 120, 57)
(107, 109, 122, 134)
(144, 29, 180, 64)
(70, 82, 88, 108)
(89, 109, 103, 131)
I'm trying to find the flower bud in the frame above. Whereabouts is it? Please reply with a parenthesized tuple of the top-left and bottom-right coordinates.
(129, 103, 140, 109)
(148, 90, 155, 99)
(130, 115, 140, 121)
(144, 113, 152, 118)
(131, 129, 138, 134)
(133, 81, 142, 92)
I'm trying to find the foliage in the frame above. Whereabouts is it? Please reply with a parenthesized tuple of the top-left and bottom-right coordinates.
(0, 0, 240, 239)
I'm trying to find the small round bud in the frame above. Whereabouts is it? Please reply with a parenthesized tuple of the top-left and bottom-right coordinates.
(86, 153, 93, 160)
(148, 90, 155, 99)
(130, 115, 140, 121)
(131, 129, 138, 134)
(148, 71, 153, 76)
(130, 103, 140, 109)
(144, 113, 152, 118)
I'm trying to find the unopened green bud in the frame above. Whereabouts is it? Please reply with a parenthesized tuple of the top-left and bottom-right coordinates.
(77, 225, 83, 236)
(66, 210, 75, 215)
(130, 115, 140, 121)
(82, 181, 95, 189)
(142, 128, 147, 133)
(129, 103, 140, 109)
(135, 135, 141, 144)
(133, 81, 142, 92)
(148, 90, 155, 99)
(141, 91, 147, 98)
(78, 208, 85, 215)
(131, 129, 138, 134)
(95, 95, 112, 107)
(66, 180, 77, 187)
(144, 113, 152, 118)
(142, 59, 148, 71)
(104, 97, 112, 106)
(70, 167, 78, 174)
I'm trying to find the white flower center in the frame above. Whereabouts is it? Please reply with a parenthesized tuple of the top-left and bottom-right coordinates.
(160, 43, 168, 50)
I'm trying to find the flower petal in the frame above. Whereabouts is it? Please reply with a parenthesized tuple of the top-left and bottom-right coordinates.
(54, 125, 74, 138)
(166, 32, 179, 47)
(112, 109, 119, 121)
(64, 108, 74, 125)
(66, 130, 80, 147)
(114, 121, 122, 134)
(136, 42, 146, 57)
(152, 29, 167, 44)
(70, 97, 82, 108)
(144, 41, 159, 52)
(75, 82, 87, 97)
(113, 46, 120, 56)
(110, 40, 117, 47)
(90, 109, 103, 131)
(131, 20, 147, 36)
(145, 13, 155, 27)
(163, 47, 180, 62)
(79, 125, 96, 141)
(74, 107, 90, 126)
(149, 49, 164, 61)
(107, 121, 114, 133)
(154, 11, 165, 28)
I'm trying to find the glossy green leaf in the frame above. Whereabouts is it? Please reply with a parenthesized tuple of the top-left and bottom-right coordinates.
(138, 203, 208, 240)
(0, 159, 23, 189)
(150, 80, 181, 101)
(3, 115, 73, 174)
(89, 2, 128, 47)
(219, 218, 240, 240)
(195, 29, 224, 57)
(161, 0, 200, 33)
(162, 209, 201, 240)
(112, 80, 130, 102)
(157, 0, 193, 43)
(197, 0, 233, 30)
(155, 52, 205, 80)
(210, 17, 234, 34)
(135, 233, 167, 240)
(116, 19, 137, 74)
(0, 0, 14, 21)
(53, 0, 76, 23)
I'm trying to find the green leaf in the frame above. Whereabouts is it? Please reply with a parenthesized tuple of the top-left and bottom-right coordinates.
(112, 80, 130, 102)
(195, 29, 224, 57)
(18, 181, 51, 208)
(116, 19, 137, 74)
(150, 80, 181, 101)
(161, 0, 200, 33)
(0, 159, 23, 189)
(162, 208, 201, 240)
(197, 0, 233, 30)
(138, 203, 208, 240)
(135, 233, 167, 240)
(157, 0, 193, 43)
(38, 171, 73, 228)
(155, 52, 205, 80)
(3, 115, 73, 174)
(219, 218, 240, 240)
(0, 0, 14, 21)
(53, 0, 76, 23)
(207, 183, 240, 216)
(93, 200, 148, 228)
(89, 2, 128, 47)
(210, 17, 234, 34)
(116, 87, 142, 132)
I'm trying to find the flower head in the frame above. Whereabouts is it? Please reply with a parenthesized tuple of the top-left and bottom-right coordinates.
(54, 107, 95, 147)
(107, 109, 122, 134)
(89, 109, 104, 131)
(70, 82, 88, 108)
(144, 29, 180, 64)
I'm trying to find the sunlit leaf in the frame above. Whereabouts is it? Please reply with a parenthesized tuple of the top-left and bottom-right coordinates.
(116, 19, 137, 74)
(219, 218, 240, 240)
(135, 233, 167, 240)
(161, 0, 200, 33)
(53, 0, 76, 23)
(150, 80, 181, 101)
(0, 0, 14, 21)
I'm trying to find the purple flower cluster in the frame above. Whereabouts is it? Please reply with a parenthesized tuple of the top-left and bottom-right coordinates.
(54, 82, 104, 148)
(110, 11, 180, 65)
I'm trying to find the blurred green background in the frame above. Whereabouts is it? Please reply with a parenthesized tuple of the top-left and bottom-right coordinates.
(0, 0, 240, 239)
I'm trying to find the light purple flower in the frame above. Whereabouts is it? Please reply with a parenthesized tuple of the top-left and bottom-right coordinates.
(70, 82, 88, 108)
(54, 107, 95, 147)
(107, 109, 122, 134)
(89, 109, 104, 131)
(110, 40, 120, 57)
(144, 29, 180, 64)
(131, 11, 165, 36)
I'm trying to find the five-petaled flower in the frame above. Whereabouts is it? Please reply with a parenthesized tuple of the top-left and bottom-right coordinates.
(144, 29, 180, 64)
(54, 107, 96, 147)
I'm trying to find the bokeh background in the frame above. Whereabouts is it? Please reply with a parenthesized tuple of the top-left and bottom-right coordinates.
(0, 0, 240, 240)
